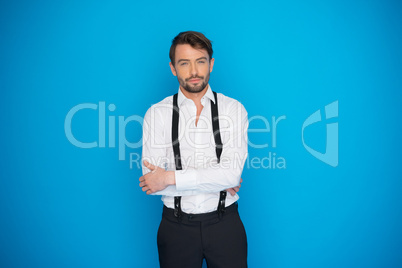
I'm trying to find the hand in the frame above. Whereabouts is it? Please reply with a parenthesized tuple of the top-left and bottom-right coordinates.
(139, 160, 174, 195)
(226, 178, 242, 196)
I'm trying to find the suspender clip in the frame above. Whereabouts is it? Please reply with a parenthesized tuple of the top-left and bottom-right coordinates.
(174, 196, 182, 222)
(217, 191, 227, 217)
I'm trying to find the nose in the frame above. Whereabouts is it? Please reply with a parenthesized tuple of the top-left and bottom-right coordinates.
(189, 62, 198, 77)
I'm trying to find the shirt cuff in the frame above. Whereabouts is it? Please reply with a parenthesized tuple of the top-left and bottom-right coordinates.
(175, 169, 197, 191)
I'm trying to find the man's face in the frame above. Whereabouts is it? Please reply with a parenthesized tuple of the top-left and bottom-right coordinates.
(169, 44, 214, 94)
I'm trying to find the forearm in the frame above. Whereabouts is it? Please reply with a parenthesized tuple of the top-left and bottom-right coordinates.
(152, 152, 247, 196)
(175, 164, 242, 192)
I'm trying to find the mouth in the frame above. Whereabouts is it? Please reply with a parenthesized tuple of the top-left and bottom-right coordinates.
(188, 78, 201, 83)
(186, 77, 203, 84)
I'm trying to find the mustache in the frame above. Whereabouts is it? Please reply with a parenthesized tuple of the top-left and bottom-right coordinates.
(185, 76, 204, 81)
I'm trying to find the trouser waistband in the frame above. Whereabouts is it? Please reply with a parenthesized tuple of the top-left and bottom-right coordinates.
(162, 202, 238, 223)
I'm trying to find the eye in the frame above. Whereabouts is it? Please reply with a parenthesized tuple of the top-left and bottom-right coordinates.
(180, 62, 188, 66)
(198, 61, 205, 64)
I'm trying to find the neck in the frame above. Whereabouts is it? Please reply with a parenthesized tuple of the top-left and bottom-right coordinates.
(179, 85, 209, 106)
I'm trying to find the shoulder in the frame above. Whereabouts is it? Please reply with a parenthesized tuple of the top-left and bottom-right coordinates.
(215, 92, 248, 116)
(143, 95, 174, 123)
(145, 94, 174, 113)
(151, 94, 174, 108)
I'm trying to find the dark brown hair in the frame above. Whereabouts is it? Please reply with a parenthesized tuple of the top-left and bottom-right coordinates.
(169, 31, 213, 66)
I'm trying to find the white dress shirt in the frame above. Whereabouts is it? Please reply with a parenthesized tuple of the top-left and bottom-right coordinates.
(142, 85, 248, 213)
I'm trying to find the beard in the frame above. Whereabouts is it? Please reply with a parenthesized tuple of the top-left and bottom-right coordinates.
(177, 72, 210, 94)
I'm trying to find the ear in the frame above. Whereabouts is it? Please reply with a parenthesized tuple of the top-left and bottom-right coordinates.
(209, 58, 215, 73)
(169, 62, 177, 76)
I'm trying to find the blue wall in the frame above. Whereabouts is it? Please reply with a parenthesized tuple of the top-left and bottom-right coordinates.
(1, 0, 401, 267)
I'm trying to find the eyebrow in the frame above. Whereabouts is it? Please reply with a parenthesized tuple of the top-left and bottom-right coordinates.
(177, 57, 208, 63)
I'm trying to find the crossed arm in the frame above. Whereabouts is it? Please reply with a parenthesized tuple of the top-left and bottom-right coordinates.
(139, 160, 243, 196)
(139, 99, 248, 197)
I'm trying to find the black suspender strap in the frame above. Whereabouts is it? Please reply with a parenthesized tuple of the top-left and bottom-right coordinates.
(211, 91, 227, 215)
(172, 91, 227, 220)
(211, 91, 223, 163)
(172, 94, 183, 220)
(172, 93, 183, 171)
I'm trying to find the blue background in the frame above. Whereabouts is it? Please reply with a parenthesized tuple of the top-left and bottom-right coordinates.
(1, 0, 401, 267)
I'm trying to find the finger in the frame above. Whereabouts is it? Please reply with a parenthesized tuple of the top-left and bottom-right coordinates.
(146, 190, 152, 195)
(227, 188, 236, 196)
(139, 176, 144, 182)
(240, 178, 243, 183)
(233, 186, 240, 192)
(139, 181, 146, 187)
(142, 186, 149, 192)
(143, 160, 155, 170)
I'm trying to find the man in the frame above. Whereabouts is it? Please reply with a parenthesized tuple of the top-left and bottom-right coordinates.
(139, 31, 248, 268)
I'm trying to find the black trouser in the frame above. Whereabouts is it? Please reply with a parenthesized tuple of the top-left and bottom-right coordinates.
(157, 202, 248, 268)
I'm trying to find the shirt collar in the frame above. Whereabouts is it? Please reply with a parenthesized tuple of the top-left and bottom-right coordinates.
(177, 85, 216, 107)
